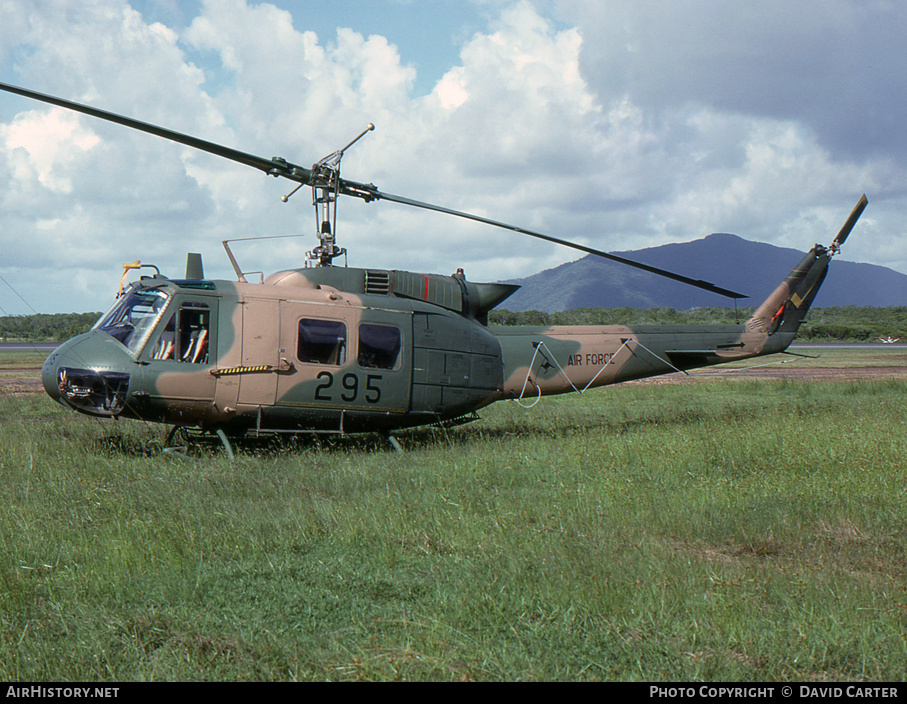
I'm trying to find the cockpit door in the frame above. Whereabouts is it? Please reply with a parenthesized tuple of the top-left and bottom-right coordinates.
(138, 295, 217, 424)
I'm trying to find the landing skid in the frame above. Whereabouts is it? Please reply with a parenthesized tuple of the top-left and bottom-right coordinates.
(383, 432, 404, 453)
(163, 425, 407, 457)
(164, 425, 236, 460)
(436, 412, 481, 429)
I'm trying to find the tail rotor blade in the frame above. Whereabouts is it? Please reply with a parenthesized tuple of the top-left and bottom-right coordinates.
(832, 194, 868, 251)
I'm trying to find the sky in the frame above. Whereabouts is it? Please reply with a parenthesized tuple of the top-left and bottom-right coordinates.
(0, 0, 904, 314)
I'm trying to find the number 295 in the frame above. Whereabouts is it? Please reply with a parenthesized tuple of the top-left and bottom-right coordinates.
(314, 372, 382, 404)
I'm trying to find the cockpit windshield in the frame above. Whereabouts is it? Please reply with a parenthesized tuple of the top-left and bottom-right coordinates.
(95, 288, 170, 355)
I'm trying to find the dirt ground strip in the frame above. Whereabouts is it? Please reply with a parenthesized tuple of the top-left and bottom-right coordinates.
(690, 366, 907, 380)
(0, 375, 44, 396)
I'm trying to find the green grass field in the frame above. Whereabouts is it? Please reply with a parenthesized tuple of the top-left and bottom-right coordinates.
(1, 348, 906, 680)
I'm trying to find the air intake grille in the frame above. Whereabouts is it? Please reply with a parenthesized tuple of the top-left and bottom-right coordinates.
(364, 270, 391, 295)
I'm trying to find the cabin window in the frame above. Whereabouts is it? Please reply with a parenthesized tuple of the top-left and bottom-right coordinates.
(151, 302, 210, 364)
(358, 324, 401, 370)
(297, 319, 347, 365)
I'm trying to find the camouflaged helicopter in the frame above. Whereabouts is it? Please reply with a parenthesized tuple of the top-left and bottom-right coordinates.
(0, 81, 868, 456)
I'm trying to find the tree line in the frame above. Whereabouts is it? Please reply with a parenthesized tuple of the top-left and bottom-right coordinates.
(0, 312, 101, 342)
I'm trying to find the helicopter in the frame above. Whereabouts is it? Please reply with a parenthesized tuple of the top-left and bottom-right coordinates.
(0, 81, 868, 456)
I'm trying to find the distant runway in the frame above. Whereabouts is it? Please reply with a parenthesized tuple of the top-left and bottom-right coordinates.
(0, 342, 59, 351)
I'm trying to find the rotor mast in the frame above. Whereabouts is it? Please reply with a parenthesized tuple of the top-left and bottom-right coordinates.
(283, 123, 375, 267)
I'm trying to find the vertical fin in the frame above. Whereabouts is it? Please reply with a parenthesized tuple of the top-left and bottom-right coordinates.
(747, 195, 867, 336)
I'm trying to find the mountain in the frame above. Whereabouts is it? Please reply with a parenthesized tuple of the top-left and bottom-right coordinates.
(499, 233, 907, 312)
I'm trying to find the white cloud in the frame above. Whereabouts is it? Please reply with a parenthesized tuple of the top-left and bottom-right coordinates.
(1, 109, 101, 193)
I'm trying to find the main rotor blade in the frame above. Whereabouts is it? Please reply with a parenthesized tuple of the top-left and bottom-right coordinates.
(375, 191, 748, 299)
(0, 80, 745, 297)
(0, 81, 312, 183)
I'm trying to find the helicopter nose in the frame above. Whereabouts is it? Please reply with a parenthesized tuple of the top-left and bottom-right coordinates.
(42, 334, 133, 417)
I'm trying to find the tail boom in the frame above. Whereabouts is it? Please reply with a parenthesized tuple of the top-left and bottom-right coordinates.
(493, 195, 867, 400)
(494, 322, 773, 399)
